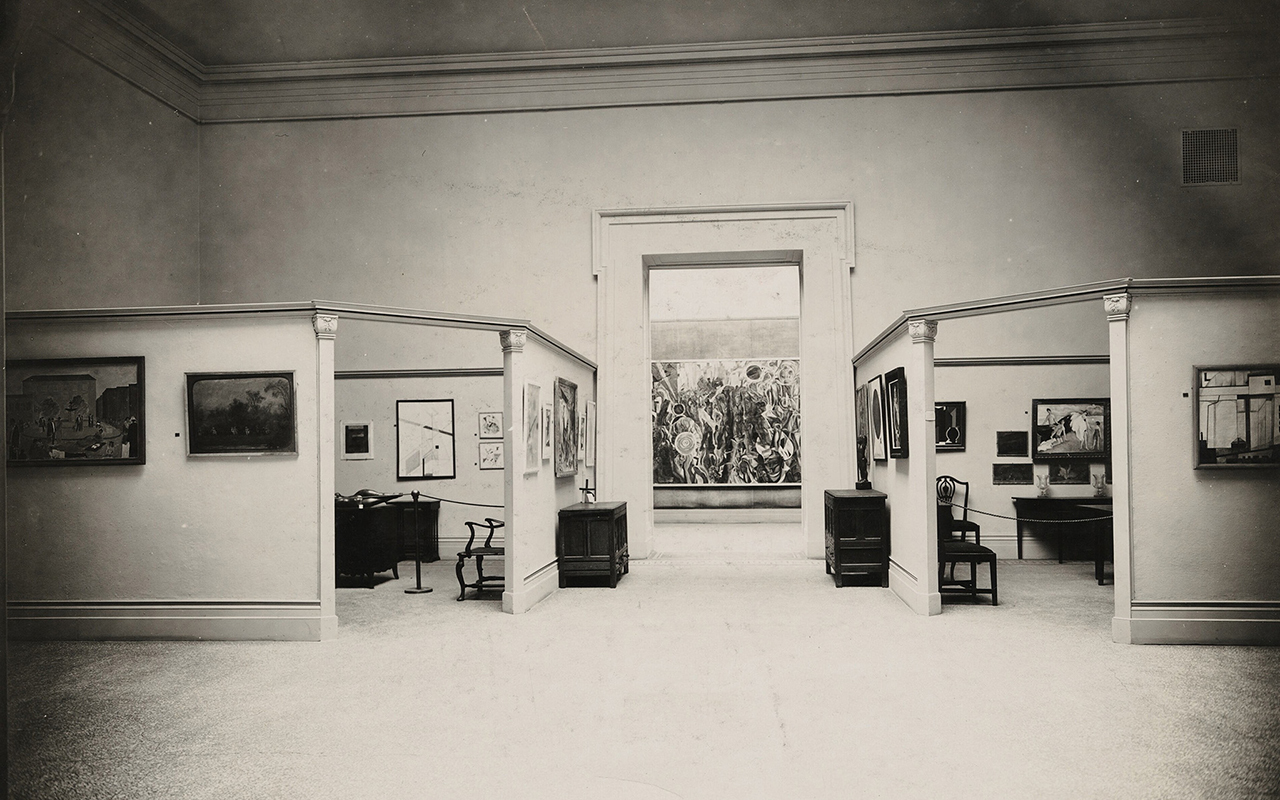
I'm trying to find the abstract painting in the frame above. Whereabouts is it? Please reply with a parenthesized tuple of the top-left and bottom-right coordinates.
(542, 404, 553, 461)
(1194, 366, 1279, 468)
(854, 381, 871, 486)
(585, 401, 596, 468)
(523, 383, 541, 474)
(1032, 398, 1109, 462)
(6, 356, 145, 465)
(651, 359, 800, 485)
(479, 440, 504, 470)
(885, 367, 909, 459)
(186, 371, 295, 456)
(341, 421, 373, 460)
(555, 377, 578, 477)
(396, 399, 456, 480)
(478, 411, 503, 439)
(935, 401, 965, 452)
(868, 374, 887, 462)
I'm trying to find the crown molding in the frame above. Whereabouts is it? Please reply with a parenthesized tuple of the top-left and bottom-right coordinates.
(40, 1, 1280, 123)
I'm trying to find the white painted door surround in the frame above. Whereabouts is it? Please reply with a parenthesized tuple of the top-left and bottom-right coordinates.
(592, 203, 856, 559)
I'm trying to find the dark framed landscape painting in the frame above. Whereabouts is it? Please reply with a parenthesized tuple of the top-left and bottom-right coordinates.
(1032, 398, 1109, 462)
(992, 463, 1033, 485)
(6, 356, 145, 465)
(186, 371, 296, 456)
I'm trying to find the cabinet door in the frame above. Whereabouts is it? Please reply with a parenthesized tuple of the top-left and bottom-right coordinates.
(586, 517, 613, 557)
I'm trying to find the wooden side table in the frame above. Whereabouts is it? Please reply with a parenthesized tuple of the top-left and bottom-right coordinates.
(557, 501, 629, 588)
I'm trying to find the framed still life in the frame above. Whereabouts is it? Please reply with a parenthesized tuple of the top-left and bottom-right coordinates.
(396, 399, 456, 480)
(1194, 365, 1279, 468)
(867, 374, 888, 462)
(6, 356, 146, 465)
(935, 401, 966, 452)
(186, 371, 295, 457)
(1032, 398, 1109, 462)
(884, 367, 909, 459)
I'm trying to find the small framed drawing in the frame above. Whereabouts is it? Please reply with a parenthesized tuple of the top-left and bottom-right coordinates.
(935, 401, 965, 452)
(478, 411, 503, 440)
(1194, 365, 1279, 468)
(523, 383, 541, 475)
(585, 401, 596, 468)
(6, 356, 146, 465)
(555, 377, 578, 477)
(186, 371, 296, 457)
(479, 440, 504, 470)
(868, 375, 888, 462)
(996, 430, 1029, 458)
(884, 367, 909, 459)
(1032, 398, 1109, 462)
(341, 421, 373, 460)
(397, 399, 456, 480)
(578, 411, 587, 462)
(542, 404, 553, 461)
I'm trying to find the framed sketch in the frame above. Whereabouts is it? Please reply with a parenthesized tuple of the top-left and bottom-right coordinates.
(1194, 365, 1279, 468)
(854, 381, 871, 486)
(868, 374, 888, 462)
(1048, 462, 1090, 484)
(397, 399, 456, 480)
(523, 383, 541, 474)
(1032, 398, 1109, 462)
(478, 411, 503, 440)
(555, 377, 578, 477)
(992, 463, 1034, 485)
(341, 421, 373, 460)
(585, 401, 596, 468)
(186, 371, 295, 457)
(542, 404, 553, 461)
(885, 367, 909, 459)
(6, 356, 145, 465)
(935, 401, 966, 452)
(479, 440, 504, 470)
(996, 430, 1029, 458)
(578, 411, 587, 461)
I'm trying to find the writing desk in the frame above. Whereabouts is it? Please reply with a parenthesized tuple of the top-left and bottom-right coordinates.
(1011, 496, 1113, 585)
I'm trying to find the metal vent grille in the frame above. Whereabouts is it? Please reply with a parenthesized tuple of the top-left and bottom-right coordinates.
(1182, 128, 1238, 185)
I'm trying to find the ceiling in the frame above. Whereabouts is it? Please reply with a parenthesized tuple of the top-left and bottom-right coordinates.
(111, 0, 1268, 66)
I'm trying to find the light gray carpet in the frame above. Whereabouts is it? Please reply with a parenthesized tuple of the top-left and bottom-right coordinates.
(8, 558, 1280, 799)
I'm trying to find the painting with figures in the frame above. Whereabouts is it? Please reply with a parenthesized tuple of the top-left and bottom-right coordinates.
(1032, 399, 1109, 461)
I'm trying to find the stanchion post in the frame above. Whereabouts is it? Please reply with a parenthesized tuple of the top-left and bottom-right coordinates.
(405, 490, 433, 594)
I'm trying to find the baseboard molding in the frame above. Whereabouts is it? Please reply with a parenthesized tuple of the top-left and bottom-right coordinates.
(1125, 601, 1280, 645)
(888, 560, 941, 616)
(503, 560, 559, 614)
(8, 600, 331, 641)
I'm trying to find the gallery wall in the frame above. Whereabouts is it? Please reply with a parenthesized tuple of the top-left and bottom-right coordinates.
(6, 312, 328, 640)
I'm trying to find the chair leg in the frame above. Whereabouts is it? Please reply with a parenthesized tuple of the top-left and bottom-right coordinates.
(455, 555, 467, 601)
(990, 558, 998, 606)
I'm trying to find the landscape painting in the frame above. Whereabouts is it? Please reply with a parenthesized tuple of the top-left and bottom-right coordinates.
(652, 359, 800, 485)
(6, 356, 145, 465)
(187, 371, 296, 456)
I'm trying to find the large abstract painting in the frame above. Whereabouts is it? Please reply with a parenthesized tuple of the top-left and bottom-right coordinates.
(396, 399, 456, 480)
(652, 359, 800, 485)
(1194, 366, 1279, 468)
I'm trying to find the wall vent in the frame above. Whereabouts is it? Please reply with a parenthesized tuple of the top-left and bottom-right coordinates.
(1182, 128, 1239, 185)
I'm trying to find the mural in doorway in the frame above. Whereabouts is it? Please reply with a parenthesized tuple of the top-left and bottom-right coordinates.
(652, 359, 800, 485)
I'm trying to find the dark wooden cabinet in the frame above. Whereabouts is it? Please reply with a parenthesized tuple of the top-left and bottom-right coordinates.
(335, 498, 440, 584)
(824, 489, 889, 587)
(557, 501, 628, 588)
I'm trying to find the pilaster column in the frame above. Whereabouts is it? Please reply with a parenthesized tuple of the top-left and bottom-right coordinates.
(312, 313, 338, 638)
(908, 318, 941, 615)
(1103, 294, 1134, 642)
(498, 329, 525, 613)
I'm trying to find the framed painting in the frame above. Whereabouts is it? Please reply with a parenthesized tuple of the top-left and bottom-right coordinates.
(992, 463, 1034, 485)
(341, 421, 373, 460)
(1032, 398, 1109, 462)
(554, 377, 578, 477)
(935, 401, 966, 452)
(585, 400, 596, 468)
(523, 383, 541, 474)
(868, 374, 888, 462)
(542, 404, 553, 461)
(996, 430, 1029, 458)
(885, 367, 909, 459)
(396, 399, 456, 480)
(6, 356, 145, 465)
(478, 411, 503, 440)
(854, 381, 871, 487)
(1194, 365, 1279, 468)
(186, 371, 295, 457)
(1048, 462, 1090, 484)
(479, 440, 504, 471)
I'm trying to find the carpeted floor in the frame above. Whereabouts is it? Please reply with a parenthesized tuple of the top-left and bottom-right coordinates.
(8, 557, 1280, 799)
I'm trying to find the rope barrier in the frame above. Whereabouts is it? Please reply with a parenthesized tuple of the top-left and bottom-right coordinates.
(414, 493, 504, 509)
(943, 500, 1112, 524)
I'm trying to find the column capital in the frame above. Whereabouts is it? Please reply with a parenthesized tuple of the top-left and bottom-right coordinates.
(1103, 293, 1131, 321)
(499, 329, 527, 352)
(907, 318, 938, 343)
(312, 313, 338, 339)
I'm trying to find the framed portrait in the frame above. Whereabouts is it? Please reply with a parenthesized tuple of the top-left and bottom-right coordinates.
(186, 371, 295, 457)
(479, 440, 504, 470)
(868, 374, 888, 462)
(523, 383, 541, 475)
(1032, 398, 1109, 462)
(6, 356, 145, 465)
(996, 430, 1029, 458)
(992, 463, 1034, 485)
(935, 401, 966, 452)
(542, 404, 553, 461)
(341, 421, 373, 460)
(397, 399, 456, 480)
(854, 381, 871, 485)
(1194, 365, 1279, 468)
(555, 377, 578, 477)
(884, 367, 909, 459)
(478, 411, 503, 440)
(585, 401, 596, 468)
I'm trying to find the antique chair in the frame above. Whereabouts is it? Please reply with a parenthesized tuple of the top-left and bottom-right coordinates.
(936, 475, 998, 605)
(455, 517, 505, 601)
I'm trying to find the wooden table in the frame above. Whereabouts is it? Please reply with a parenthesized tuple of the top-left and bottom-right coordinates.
(335, 496, 440, 585)
(1011, 496, 1113, 584)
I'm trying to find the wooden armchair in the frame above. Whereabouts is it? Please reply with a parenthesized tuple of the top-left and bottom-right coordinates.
(455, 518, 505, 601)
(937, 475, 998, 605)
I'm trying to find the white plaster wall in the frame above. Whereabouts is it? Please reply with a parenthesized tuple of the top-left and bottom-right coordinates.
(335, 318, 502, 372)
(6, 316, 321, 602)
(1127, 293, 1280, 601)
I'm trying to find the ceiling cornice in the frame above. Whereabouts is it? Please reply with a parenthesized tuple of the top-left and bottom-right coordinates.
(37, 0, 1280, 123)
